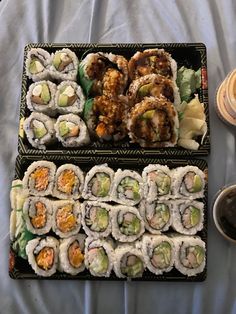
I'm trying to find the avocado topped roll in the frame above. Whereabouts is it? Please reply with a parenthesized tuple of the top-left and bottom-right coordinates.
(55, 114, 90, 148)
(82, 164, 114, 201)
(84, 238, 114, 277)
(53, 164, 84, 200)
(128, 48, 177, 81)
(127, 96, 179, 148)
(50, 48, 79, 81)
(81, 201, 112, 238)
(23, 112, 56, 150)
(26, 81, 57, 116)
(25, 48, 51, 82)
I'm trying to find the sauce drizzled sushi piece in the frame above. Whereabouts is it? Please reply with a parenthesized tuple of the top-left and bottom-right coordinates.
(25, 48, 51, 82)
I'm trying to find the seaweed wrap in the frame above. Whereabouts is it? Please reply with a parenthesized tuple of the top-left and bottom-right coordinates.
(25, 48, 51, 82)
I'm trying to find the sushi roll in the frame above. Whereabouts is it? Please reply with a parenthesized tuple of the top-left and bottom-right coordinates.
(52, 164, 84, 200)
(139, 200, 172, 234)
(127, 74, 180, 107)
(84, 237, 114, 277)
(82, 164, 114, 201)
(26, 236, 59, 277)
(25, 48, 51, 82)
(79, 52, 128, 97)
(23, 161, 56, 196)
(111, 205, 145, 242)
(59, 234, 86, 275)
(26, 80, 57, 116)
(23, 112, 56, 150)
(111, 169, 143, 206)
(172, 200, 204, 235)
(127, 96, 179, 148)
(113, 244, 145, 278)
(142, 234, 175, 275)
(55, 81, 85, 115)
(52, 200, 81, 238)
(54, 114, 90, 148)
(23, 196, 52, 235)
(172, 166, 205, 199)
(50, 48, 79, 81)
(81, 201, 112, 238)
(128, 48, 177, 81)
(142, 164, 172, 203)
(173, 235, 206, 276)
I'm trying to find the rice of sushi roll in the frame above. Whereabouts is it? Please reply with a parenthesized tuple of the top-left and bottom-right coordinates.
(55, 81, 85, 115)
(173, 235, 206, 276)
(52, 200, 81, 238)
(84, 237, 114, 277)
(113, 244, 145, 278)
(53, 164, 84, 200)
(54, 114, 90, 147)
(139, 200, 172, 234)
(26, 236, 59, 277)
(82, 164, 114, 202)
(58, 234, 86, 275)
(142, 164, 172, 203)
(81, 201, 112, 238)
(127, 96, 179, 148)
(111, 205, 145, 242)
(23, 112, 56, 150)
(50, 48, 79, 81)
(172, 200, 204, 235)
(128, 48, 177, 81)
(111, 169, 143, 206)
(23, 161, 56, 196)
(25, 48, 51, 82)
(142, 234, 175, 275)
(23, 196, 52, 235)
(172, 166, 205, 199)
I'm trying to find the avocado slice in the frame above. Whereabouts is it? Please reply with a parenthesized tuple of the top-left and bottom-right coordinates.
(33, 127, 47, 139)
(194, 245, 204, 265)
(192, 175, 203, 193)
(41, 84, 51, 103)
(59, 121, 70, 137)
(190, 206, 200, 226)
(138, 83, 152, 97)
(142, 109, 155, 119)
(97, 176, 110, 197)
(58, 94, 69, 107)
(90, 248, 108, 274)
(159, 204, 170, 223)
(96, 208, 109, 230)
(53, 53, 62, 70)
(29, 59, 40, 74)
(124, 260, 143, 277)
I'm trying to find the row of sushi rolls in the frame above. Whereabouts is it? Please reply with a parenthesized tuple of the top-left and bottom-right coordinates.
(22, 47, 207, 150)
(10, 160, 206, 278)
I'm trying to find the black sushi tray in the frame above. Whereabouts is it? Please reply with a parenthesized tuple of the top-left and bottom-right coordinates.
(9, 155, 207, 281)
(18, 43, 210, 157)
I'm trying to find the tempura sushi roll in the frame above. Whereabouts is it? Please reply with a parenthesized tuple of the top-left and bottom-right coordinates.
(59, 234, 86, 275)
(23, 196, 52, 235)
(54, 114, 90, 147)
(55, 81, 85, 115)
(172, 166, 205, 199)
(26, 236, 59, 277)
(127, 96, 179, 148)
(23, 161, 56, 196)
(81, 201, 112, 238)
(26, 80, 57, 116)
(142, 164, 172, 203)
(82, 164, 114, 201)
(84, 238, 114, 277)
(53, 164, 84, 200)
(111, 169, 143, 206)
(52, 200, 81, 238)
(128, 48, 177, 81)
(173, 235, 206, 276)
(113, 244, 145, 278)
(23, 112, 56, 150)
(111, 205, 145, 242)
(25, 48, 51, 82)
(142, 234, 175, 275)
(139, 200, 172, 234)
(172, 200, 204, 235)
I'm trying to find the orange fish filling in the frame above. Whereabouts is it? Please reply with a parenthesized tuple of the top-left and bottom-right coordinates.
(31, 167, 49, 191)
(56, 204, 77, 233)
(57, 170, 77, 195)
(68, 241, 84, 268)
(31, 201, 47, 229)
(36, 247, 54, 270)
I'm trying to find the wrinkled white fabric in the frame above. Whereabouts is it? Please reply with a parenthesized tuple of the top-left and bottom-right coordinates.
(1, 0, 236, 313)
